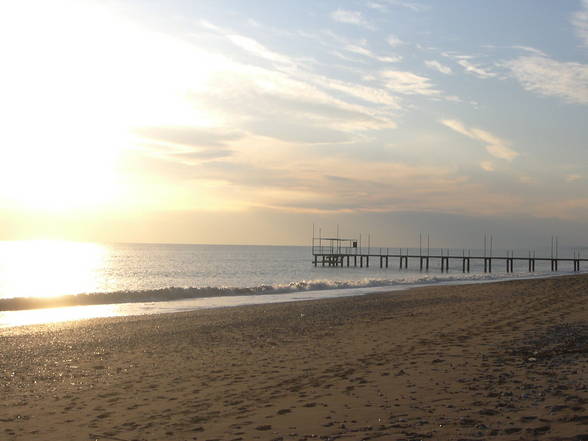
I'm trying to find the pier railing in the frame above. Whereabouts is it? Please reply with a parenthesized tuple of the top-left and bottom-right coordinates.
(311, 236, 586, 273)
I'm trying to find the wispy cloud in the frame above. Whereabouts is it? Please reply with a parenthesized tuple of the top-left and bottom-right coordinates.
(192, 25, 402, 137)
(386, 35, 404, 47)
(511, 45, 547, 56)
(566, 173, 583, 182)
(457, 59, 496, 78)
(368, 0, 427, 13)
(480, 161, 495, 172)
(330, 9, 375, 29)
(424, 60, 452, 75)
(381, 70, 440, 96)
(227, 34, 295, 66)
(572, 0, 588, 46)
(134, 127, 243, 148)
(132, 127, 242, 165)
(507, 56, 588, 104)
(441, 119, 519, 161)
(344, 44, 401, 63)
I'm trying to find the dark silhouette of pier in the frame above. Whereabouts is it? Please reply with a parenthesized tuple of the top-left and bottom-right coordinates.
(312, 228, 585, 273)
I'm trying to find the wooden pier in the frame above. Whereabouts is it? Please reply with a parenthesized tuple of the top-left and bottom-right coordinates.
(311, 234, 586, 273)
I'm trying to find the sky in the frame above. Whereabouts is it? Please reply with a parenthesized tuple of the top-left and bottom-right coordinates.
(0, 0, 587, 248)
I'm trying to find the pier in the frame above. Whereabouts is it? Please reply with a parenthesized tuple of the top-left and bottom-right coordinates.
(311, 231, 586, 273)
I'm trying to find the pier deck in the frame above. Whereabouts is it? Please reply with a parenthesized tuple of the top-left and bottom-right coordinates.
(312, 251, 586, 273)
(311, 234, 586, 273)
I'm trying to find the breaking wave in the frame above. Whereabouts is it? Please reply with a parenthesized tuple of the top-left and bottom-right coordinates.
(0, 272, 543, 311)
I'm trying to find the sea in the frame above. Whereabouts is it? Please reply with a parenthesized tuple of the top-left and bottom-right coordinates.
(0, 240, 584, 328)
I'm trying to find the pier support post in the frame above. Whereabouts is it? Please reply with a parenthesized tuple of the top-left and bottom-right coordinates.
(484, 258, 487, 273)
(426, 257, 429, 271)
(489, 258, 492, 273)
(313, 255, 317, 267)
(366, 256, 369, 267)
(360, 256, 363, 268)
(385, 256, 389, 268)
(354, 255, 357, 267)
(462, 258, 466, 273)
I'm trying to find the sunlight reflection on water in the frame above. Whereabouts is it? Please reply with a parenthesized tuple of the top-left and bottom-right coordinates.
(0, 303, 124, 327)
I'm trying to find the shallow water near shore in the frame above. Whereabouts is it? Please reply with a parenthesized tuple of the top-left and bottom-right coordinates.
(0, 240, 585, 327)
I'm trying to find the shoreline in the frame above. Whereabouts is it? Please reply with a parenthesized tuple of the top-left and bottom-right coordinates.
(1, 274, 587, 440)
(1, 270, 584, 329)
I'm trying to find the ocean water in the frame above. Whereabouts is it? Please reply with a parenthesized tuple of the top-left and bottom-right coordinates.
(0, 240, 583, 327)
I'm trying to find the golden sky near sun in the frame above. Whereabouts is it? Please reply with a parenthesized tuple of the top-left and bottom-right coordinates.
(0, 1, 231, 215)
(0, 0, 587, 245)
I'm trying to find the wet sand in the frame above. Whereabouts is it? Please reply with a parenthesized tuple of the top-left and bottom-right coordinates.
(1, 275, 587, 441)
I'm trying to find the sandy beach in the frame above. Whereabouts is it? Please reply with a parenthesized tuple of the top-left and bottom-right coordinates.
(1, 275, 587, 441)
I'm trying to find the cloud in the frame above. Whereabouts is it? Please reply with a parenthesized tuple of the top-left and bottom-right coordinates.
(344, 44, 402, 63)
(566, 173, 583, 182)
(132, 127, 242, 165)
(572, 0, 588, 46)
(331, 10, 374, 29)
(507, 56, 588, 104)
(367, 2, 390, 12)
(227, 34, 294, 66)
(440, 119, 519, 161)
(510, 45, 547, 56)
(189, 27, 400, 139)
(440, 119, 471, 137)
(424, 60, 452, 75)
(196, 65, 399, 139)
(386, 35, 405, 47)
(381, 70, 440, 96)
(480, 161, 495, 172)
(134, 127, 243, 147)
(441, 51, 498, 78)
(457, 59, 496, 78)
(368, 0, 427, 13)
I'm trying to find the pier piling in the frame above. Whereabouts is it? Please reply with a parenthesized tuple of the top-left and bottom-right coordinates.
(311, 229, 586, 274)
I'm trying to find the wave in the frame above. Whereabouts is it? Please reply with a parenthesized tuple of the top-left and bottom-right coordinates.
(0, 272, 551, 312)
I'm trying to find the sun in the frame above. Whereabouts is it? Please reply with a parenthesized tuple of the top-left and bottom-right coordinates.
(0, 1, 133, 212)
(0, 1, 228, 215)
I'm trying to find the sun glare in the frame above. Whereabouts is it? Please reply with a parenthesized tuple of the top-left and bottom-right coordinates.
(0, 240, 109, 300)
(0, 1, 225, 213)
(0, 303, 122, 328)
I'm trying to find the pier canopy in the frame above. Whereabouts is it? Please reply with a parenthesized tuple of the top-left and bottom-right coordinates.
(312, 236, 357, 255)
